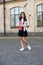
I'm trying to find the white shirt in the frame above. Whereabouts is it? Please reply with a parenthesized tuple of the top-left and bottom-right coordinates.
(21, 18, 24, 24)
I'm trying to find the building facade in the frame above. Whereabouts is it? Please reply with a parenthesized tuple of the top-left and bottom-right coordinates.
(0, 0, 43, 34)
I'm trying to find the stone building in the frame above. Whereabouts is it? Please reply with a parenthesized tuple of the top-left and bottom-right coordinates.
(0, 0, 43, 36)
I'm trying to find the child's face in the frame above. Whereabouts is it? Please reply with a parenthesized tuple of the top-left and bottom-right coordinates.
(21, 13, 24, 18)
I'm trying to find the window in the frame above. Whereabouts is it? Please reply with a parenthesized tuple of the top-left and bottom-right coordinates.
(37, 4, 43, 27)
(10, 7, 23, 28)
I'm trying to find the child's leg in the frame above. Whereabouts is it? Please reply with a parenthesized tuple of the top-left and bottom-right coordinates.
(20, 37, 24, 48)
(22, 37, 28, 46)
(22, 37, 31, 50)
(19, 37, 24, 51)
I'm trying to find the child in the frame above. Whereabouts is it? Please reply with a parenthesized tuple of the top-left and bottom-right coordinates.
(18, 12, 31, 51)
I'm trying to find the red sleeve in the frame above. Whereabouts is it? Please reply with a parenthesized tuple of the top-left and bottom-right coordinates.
(18, 21, 22, 27)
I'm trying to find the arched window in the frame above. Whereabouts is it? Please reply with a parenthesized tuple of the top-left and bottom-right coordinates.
(37, 4, 43, 27)
(10, 7, 23, 28)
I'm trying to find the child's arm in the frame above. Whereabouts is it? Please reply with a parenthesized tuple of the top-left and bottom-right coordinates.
(18, 21, 23, 27)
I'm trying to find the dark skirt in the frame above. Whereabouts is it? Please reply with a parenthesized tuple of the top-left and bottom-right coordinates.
(18, 27, 28, 37)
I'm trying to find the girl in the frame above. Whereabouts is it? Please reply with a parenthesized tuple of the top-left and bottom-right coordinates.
(18, 12, 31, 51)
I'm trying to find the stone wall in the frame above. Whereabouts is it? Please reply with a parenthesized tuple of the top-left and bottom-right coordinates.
(0, 0, 43, 33)
(0, 4, 4, 33)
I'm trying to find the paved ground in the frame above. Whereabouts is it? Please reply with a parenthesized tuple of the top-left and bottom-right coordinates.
(0, 37, 43, 65)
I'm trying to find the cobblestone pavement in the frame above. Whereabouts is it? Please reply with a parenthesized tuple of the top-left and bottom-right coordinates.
(0, 37, 43, 65)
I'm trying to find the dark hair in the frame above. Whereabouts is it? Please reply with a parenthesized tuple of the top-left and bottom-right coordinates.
(19, 12, 27, 21)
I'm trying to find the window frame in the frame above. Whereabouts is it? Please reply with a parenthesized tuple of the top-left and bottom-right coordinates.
(10, 6, 23, 28)
(37, 3, 43, 27)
